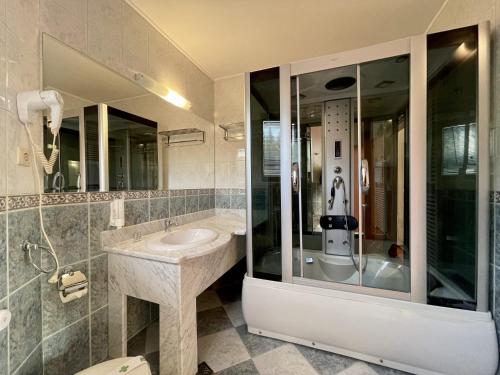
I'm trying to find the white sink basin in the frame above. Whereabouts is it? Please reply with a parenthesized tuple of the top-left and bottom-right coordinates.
(147, 228, 218, 251)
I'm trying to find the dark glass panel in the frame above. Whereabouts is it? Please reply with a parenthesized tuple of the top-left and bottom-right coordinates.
(427, 25, 478, 309)
(250, 67, 282, 280)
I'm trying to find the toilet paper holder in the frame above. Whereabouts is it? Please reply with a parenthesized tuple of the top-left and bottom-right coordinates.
(57, 268, 88, 297)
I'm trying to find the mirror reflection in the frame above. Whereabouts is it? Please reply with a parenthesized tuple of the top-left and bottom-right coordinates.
(42, 34, 215, 193)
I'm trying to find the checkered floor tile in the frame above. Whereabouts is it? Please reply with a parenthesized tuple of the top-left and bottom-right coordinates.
(128, 277, 412, 375)
(195, 285, 412, 375)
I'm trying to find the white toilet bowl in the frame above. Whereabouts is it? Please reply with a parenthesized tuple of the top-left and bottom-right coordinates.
(76, 357, 152, 375)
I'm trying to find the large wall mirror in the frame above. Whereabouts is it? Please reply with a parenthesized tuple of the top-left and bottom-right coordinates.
(42, 34, 215, 193)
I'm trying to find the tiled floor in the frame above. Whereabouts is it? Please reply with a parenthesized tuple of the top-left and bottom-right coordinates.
(128, 322, 160, 375)
(128, 266, 411, 375)
(196, 282, 410, 375)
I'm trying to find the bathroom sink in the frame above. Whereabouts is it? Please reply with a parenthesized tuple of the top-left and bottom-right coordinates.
(147, 228, 218, 251)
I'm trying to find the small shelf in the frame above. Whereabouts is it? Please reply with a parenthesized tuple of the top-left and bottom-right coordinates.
(219, 122, 244, 141)
(159, 128, 205, 147)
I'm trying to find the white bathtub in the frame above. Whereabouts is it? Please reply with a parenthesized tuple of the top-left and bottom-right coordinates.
(243, 275, 499, 374)
(301, 251, 410, 292)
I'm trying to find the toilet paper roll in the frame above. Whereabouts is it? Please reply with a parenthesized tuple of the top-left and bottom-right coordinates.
(59, 287, 88, 304)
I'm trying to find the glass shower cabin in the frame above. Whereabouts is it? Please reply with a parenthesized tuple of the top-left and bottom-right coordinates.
(290, 58, 410, 294)
(243, 24, 497, 375)
(249, 58, 412, 298)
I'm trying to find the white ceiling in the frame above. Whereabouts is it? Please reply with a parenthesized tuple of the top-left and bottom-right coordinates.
(129, 0, 445, 79)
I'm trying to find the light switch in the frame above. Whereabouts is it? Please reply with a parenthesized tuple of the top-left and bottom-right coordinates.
(16, 147, 31, 167)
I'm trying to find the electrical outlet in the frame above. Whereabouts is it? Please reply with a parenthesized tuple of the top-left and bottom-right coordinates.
(16, 147, 31, 167)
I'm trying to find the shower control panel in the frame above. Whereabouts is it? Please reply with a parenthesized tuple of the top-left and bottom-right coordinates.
(324, 99, 352, 256)
(334, 140, 342, 159)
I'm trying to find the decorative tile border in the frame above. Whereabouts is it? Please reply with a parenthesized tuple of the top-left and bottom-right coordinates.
(0, 188, 219, 212)
(149, 190, 170, 198)
(7, 195, 40, 210)
(123, 191, 150, 200)
(89, 192, 124, 202)
(41, 192, 88, 206)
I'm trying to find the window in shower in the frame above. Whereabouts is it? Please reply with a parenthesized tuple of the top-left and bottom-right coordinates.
(427, 26, 478, 310)
(249, 67, 282, 281)
(441, 123, 477, 176)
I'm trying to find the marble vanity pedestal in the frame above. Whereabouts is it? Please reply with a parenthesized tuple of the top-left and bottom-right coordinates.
(103, 215, 245, 375)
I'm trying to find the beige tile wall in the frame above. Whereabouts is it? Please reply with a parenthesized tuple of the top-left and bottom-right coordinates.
(214, 75, 246, 189)
(0, 0, 215, 195)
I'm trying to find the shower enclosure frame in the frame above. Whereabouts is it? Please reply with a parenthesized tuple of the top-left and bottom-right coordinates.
(243, 23, 496, 374)
(245, 25, 490, 310)
(287, 37, 423, 302)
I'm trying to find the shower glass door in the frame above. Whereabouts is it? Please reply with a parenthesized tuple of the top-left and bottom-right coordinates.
(291, 53, 410, 294)
(358, 56, 410, 292)
(292, 65, 361, 287)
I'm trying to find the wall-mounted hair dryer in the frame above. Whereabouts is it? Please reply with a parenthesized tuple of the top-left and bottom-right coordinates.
(17, 90, 64, 135)
(16, 90, 64, 285)
(16, 90, 64, 175)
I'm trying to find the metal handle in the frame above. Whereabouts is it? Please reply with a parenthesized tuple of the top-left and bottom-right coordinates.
(360, 159, 370, 193)
(353, 231, 365, 239)
(52, 171, 65, 192)
(292, 163, 300, 193)
(21, 240, 57, 274)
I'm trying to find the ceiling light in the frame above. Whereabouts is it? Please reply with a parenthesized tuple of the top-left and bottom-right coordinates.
(134, 73, 191, 110)
(375, 80, 395, 89)
(455, 42, 476, 60)
(325, 77, 356, 91)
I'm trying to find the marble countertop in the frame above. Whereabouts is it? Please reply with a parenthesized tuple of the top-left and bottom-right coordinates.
(103, 215, 246, 264)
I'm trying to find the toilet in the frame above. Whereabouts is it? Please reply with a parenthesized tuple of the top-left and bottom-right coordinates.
(76, 357, 152, 375)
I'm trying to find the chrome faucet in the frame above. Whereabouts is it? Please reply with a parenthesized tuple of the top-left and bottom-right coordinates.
(164, 218, 178, 232)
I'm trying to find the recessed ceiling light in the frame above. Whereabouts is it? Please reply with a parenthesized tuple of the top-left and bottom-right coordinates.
(325, 77, 356, 91)
(375, 80, 395, 89)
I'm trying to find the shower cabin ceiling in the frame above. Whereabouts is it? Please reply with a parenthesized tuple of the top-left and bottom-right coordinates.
(298, 57, 409, 118)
